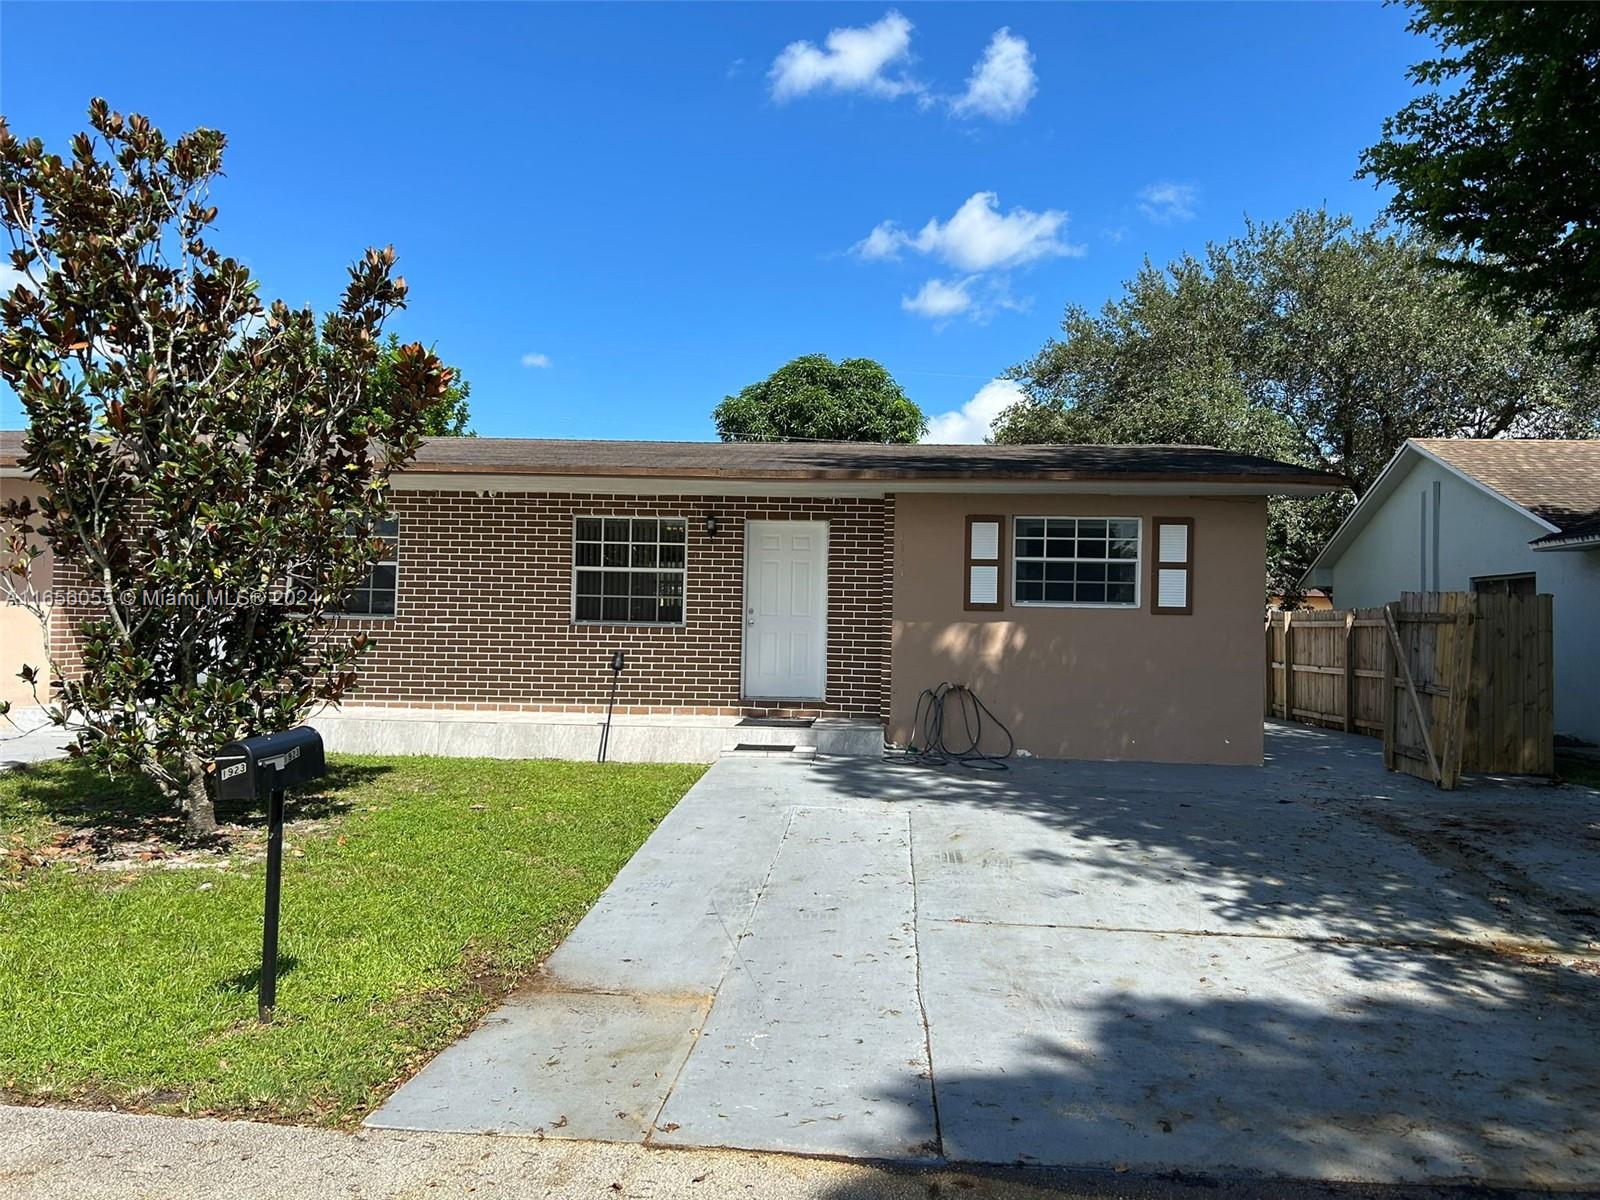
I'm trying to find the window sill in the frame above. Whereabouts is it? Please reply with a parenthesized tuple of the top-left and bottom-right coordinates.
(1011, 601, 1140, 611)
(571, 621, 688, 630)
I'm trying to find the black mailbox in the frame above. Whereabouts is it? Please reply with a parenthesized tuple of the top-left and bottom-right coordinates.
(212, 726, 326, 1024)
(214, 728, 326, 801)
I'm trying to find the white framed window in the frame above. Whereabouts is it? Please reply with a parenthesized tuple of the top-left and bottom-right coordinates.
(1013, 516, 1140, 608)
(573, 516, 687, 625)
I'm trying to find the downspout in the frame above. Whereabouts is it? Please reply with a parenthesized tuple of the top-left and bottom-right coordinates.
(1419, 491, 1427, 593)
(1431, 480, 1441, 592)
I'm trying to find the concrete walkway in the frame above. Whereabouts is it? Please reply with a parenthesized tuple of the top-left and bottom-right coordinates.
(0, 708, 72, 770)
(370, 724, 1600, 1188)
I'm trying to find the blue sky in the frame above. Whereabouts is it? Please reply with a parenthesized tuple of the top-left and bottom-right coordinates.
(1, 2, 1422, 441)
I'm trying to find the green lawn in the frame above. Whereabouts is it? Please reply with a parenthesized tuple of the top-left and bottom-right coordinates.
(0, 754, 703, 1125)
(1557, 754, 1600, 791)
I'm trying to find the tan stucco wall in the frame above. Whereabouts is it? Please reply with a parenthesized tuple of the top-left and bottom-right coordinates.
(0, 478, 52, 712)
(890, 492, 1268, 765)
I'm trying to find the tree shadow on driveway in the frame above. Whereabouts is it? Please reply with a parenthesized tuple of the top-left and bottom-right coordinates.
(800, 724, 1600, 1186)
(810, 725, 1600, 983)
(822, 950, 1600, 1187)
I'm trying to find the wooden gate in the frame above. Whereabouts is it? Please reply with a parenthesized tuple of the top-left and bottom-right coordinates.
(1382, 593, 1475, 788)
(1265, 590, 1554, 786)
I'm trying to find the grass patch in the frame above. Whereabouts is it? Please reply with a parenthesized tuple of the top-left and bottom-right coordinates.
(0, 755, 703, 1125)
(1556, 754, 1600, 791)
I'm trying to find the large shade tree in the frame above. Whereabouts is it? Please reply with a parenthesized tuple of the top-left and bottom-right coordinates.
(714, 354, 926, 443)
(372, 332, 473, 436)
(1362, 2, 1600, 363)
(993, 209, 1600, 598)
(0, 101, 450, 835)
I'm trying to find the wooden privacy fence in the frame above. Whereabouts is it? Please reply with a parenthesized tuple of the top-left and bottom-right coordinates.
(1265, 590, 1553, 786)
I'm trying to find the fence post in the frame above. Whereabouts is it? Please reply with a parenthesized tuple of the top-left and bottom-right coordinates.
(1440, 607, 1475, 790)
(1382, 607, 1396, 770)
(1342, 610, 1355, 733)
(1537, 593, 1554, 776)
(1264, 615, 1274, 719)
(1282, 610, 1295, 722)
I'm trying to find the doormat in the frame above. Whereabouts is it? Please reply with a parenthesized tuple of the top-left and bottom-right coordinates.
(737, 717, 817, 728)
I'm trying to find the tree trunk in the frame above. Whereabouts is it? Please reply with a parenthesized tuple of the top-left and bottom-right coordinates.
(181, 754, 218, 838)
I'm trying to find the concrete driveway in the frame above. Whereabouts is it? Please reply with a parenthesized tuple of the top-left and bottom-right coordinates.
(370, 723, 1600, 1188)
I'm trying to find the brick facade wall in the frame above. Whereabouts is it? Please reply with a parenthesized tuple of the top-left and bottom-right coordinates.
(337, 490, 891, 718)
(42, 489, 894, 720)
(45, 565, 91, 690)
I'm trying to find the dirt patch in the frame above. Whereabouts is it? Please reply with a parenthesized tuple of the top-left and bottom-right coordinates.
(1355, 803, 1600, 952)
(1, 818, 333, 877)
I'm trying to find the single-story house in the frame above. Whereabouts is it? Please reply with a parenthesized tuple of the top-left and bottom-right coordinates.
(1305, 437, 1600, 745)
(2, 433, 1343, 765)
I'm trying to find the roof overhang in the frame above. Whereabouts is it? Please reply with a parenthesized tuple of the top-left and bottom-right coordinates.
(391, 470, 1339, 498)
(1302, 440, 1562, 584)
(1530, 531, 1600, 552)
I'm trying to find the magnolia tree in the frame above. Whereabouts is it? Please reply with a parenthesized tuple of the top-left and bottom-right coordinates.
(0, 101, 449, 835)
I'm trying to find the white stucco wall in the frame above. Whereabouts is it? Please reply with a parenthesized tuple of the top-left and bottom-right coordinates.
(1315, 455, 1600, 744)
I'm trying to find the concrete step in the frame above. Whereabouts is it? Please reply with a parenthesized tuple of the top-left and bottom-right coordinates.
(718, 743, 818, 761)
(722, 719, 884, 758)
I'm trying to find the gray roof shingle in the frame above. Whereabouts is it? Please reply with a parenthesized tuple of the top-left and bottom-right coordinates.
(1, 430, 1346, 488)
(1413, 438, 1600, 532)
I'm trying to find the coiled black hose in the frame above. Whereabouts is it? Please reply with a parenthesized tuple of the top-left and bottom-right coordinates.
(902, 682, 1015, 770)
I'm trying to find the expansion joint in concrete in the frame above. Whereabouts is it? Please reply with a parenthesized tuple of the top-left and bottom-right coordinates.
(936, 917, 1599, 963)
(905, 814, 945, 1162)
(642, 805, 800, 1146)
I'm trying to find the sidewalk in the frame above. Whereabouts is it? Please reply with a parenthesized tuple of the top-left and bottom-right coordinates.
(0, 1104, 1085, 1200)
(0, 708, 72, 770)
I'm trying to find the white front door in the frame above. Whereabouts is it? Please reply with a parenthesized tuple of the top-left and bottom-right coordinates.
(743, 520, 828, 700)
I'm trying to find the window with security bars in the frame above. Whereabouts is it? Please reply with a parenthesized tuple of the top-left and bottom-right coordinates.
(1013, 516, 1140, 607)
(573, 517, 687, 624)
(339, 516, 399, 616)
(290, 516, 397, 617)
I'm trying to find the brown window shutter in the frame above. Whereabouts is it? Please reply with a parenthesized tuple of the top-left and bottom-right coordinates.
(1151, 517, 1193, 615)
(964, 515, 1005, 611)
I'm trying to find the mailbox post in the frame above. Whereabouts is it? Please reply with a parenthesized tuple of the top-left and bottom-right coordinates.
(213, 728, 326, 1023)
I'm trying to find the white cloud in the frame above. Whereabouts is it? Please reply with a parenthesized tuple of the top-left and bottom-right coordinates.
(854, 191, 1081, 273)
(770, 10, 922, 102)
(924, 379, 1023, 444)
(951, 29, 1036, 121)
(901, 277, 973, 320)
(854, 220, 906, 262)
(901, 276, 1031, 325)
(519, 352, 552, 369)
(1137, 181, 1198, 224)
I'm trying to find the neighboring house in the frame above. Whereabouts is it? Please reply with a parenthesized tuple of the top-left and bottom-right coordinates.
(1305, 438, 1600, 744)
(1, 433, 1342, 765)
(1267, 588, 1332, 613)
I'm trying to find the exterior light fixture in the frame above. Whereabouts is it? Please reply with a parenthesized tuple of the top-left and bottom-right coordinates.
(704, 514, 719, 538)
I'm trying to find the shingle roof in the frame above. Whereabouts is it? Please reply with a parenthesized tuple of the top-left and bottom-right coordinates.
(1530, 510, 1600, 548)
(405, 437, 1343, 485)
(1, 430, 1345, 489)
(1411, 438, 1600, 531)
